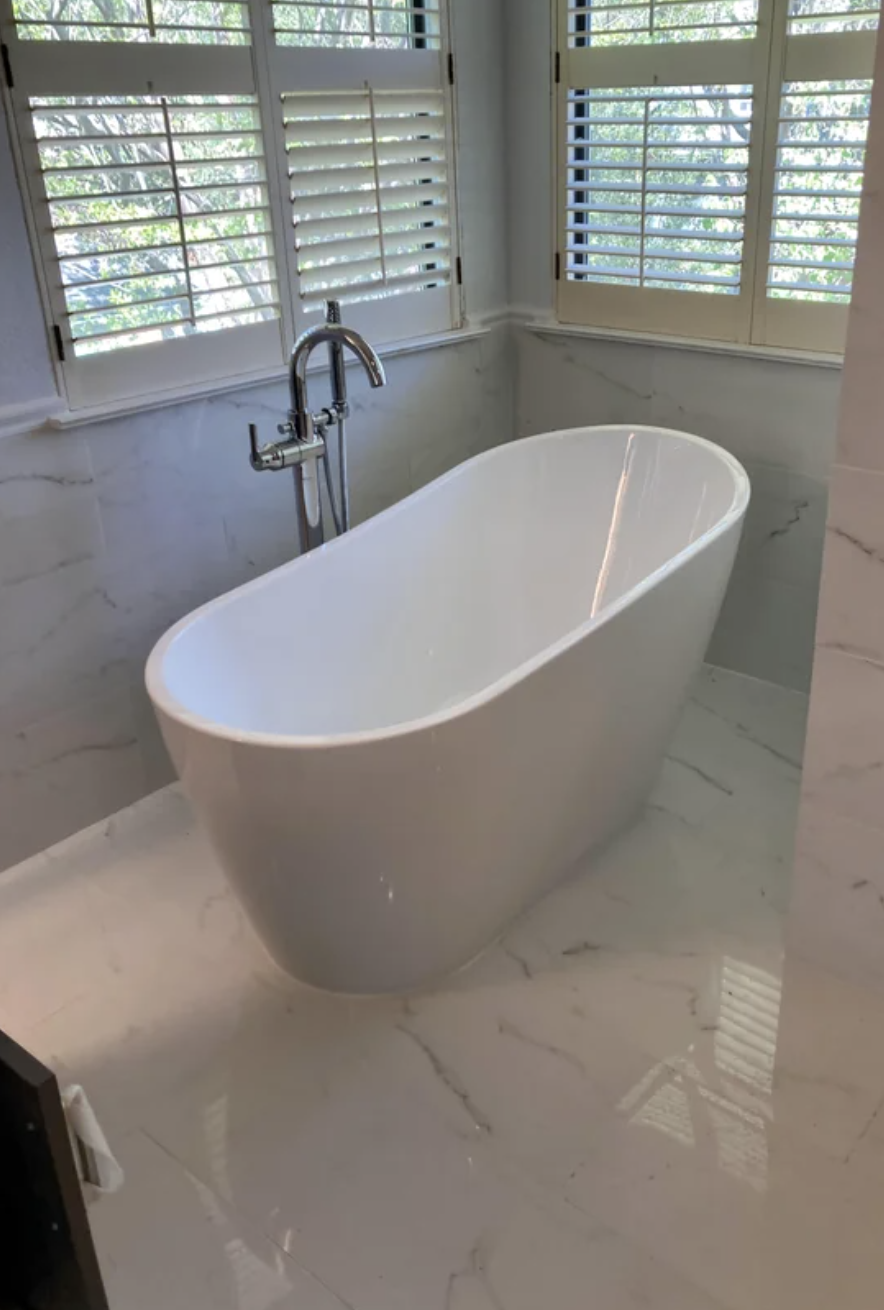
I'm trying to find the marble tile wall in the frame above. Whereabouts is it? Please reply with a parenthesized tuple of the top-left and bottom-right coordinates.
(787, 31, 884, 993)
(515, 329, 839, 693)
(0, 0, 511, 872)
(0, 328, 513, 872)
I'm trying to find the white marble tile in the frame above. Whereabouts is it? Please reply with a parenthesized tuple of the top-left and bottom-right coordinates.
(707, 570, 820, 693)
(90, 1130, 351, 1310)
(3, 666, 846, 1310)
(97, 512, 236, 685)
(129, 679, 175, 795)
(831, 38, 884, 476)
(0, 787, 224, 1037)
(0, 430, 94, 520)
(771, 954, 884, 1161)
(0, 430, 103, 592)
(516, 331, 655, 438)
(801, 646, 884, 834)
(788, 803, 884, 992)
(0, 685, 144, 872)
(816, 464, 884, 667)
(0, 493, 104, 589)
(0, 556, 126, 737)
(648, 346, 841, 483)
(735, 462, 828, 592)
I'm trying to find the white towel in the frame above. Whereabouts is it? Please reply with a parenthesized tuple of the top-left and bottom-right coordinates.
(61, 1084, 124, 1202)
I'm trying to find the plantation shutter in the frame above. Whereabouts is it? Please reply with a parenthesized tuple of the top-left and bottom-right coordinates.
(556, 0, 768, 343)
(0, 0, 288, 409)
(265, 0, 460, 343)
(556, 0, 880, 350)
(751, 0, 878, 350)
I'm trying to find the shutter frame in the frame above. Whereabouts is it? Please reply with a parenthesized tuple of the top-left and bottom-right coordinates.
(555, 0, 882, 351)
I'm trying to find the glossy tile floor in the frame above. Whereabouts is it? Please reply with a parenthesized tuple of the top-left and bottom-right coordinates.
(4, 665, 880, 1310)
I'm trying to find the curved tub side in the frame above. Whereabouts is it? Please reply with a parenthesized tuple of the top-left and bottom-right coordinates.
(157, 516, 742, 993)
(148, 425, 749, 750)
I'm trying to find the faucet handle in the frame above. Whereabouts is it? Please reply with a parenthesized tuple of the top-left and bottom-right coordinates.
(249, 422, 283, 472)
(248, 423, 262, 468)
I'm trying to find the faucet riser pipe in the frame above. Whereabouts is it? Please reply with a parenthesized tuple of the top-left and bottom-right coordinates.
(293, 465, 324, 555)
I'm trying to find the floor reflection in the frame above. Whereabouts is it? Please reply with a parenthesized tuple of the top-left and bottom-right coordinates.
(618, 956, 783, 1193)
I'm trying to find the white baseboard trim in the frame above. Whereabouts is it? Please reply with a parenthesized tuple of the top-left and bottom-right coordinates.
(0, 395, 64, 440)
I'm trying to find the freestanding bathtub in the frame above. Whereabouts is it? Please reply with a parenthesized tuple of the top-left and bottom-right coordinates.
(146, 425, 749, 994)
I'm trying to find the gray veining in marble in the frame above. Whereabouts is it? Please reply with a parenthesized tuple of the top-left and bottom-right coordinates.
(0, 664, 842, 1310)
(0, 329, 513, 872)
(516, 327, 834, 693)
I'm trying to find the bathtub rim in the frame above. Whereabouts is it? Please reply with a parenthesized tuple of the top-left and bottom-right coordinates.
(145, 424, 750, 751)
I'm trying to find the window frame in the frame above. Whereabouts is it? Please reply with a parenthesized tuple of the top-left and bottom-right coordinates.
(553, 0, 878, 353)
(0, 0, 463, 411)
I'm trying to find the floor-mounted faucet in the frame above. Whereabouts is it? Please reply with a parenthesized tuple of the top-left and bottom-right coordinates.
(249, 302, 386, 554)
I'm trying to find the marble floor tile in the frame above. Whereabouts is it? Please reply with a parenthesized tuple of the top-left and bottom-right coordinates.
(89, 1130, 350, 1310)
(5, 663, 872, 1310)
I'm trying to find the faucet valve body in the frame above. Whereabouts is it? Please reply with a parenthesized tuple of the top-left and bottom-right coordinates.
(246, 303, 386, 553)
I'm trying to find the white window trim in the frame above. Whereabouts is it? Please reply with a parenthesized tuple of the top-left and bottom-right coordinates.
(0, 0, 463, 413)
(518, 310, 844, 368)
(552, 0, 878, 355)
(36, 316, 499, 430)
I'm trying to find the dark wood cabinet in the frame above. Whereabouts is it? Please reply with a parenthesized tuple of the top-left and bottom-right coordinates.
(0, 1030, 108, 1310)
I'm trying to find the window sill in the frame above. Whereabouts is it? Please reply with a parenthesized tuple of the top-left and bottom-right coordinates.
(519, 314, 844, 371)
(39, 320, 500, 432)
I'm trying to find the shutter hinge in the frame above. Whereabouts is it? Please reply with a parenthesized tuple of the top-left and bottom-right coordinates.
(52, 324, 66, 362)
(1, 43, 13, 89)
(456, 256, 463, 286)
(555, 51, 561, 85)
(447, 52, 455, 86)
(555, 251, 561, 281)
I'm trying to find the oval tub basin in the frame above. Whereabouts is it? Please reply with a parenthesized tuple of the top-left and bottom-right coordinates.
(146, 424, 749, 993)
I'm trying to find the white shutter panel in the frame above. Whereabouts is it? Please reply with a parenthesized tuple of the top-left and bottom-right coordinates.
(0, 0, 287, 408)
(751, 0, 879, 350)
(34, 96, 279, 356)
(272, 0, 441, 49)
(10, 0, 250, 44)
(767, 80, 870, 304)
(564, 85, 752, 292)
(283, 87, 453, 339)
(266, 0, 459, 342)
(556, 0, 768, 343)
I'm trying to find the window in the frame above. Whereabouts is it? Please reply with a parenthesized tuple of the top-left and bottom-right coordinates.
(0, 0, 459, 408)
(556, 0, 879, 350)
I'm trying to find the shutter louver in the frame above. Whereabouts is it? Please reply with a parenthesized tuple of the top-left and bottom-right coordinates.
(284, 88, 452, 308)
(272, 0, 441, 49)
(566, 0, 758, 47)
(32, 95, 280, 357)
(768, 80, 871, 304)
(11, 0, 250, 44)
(786, 0, 879, 33)
(566, 85, 753, 294)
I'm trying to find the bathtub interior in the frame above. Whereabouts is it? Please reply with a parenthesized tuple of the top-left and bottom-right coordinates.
(156, 426, 745, 739)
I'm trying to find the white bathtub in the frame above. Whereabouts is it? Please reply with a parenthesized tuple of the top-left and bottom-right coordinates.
(146, 425, 749, 994)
